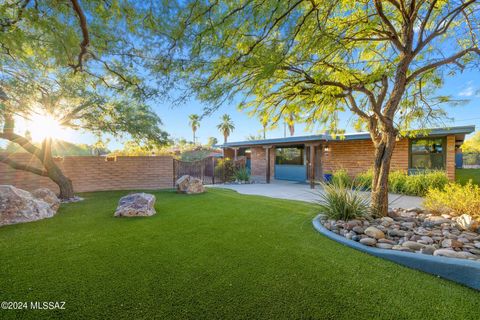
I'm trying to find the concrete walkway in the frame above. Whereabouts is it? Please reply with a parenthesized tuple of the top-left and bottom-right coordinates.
(209, 180, 424, 209)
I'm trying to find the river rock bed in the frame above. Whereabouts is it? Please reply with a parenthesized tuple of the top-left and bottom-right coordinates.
(319, 208, 480, 261)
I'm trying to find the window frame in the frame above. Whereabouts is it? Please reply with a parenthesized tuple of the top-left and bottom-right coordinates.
(275, 146, 305, 166)
(408, 137, 446, 172)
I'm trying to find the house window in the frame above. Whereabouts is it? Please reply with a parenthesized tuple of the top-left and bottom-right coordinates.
(275, 146, 304, 165)
(409, 138, 445, 171)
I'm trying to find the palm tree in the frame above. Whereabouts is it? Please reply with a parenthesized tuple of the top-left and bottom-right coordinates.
(261, 120, 268, 139)
(217, 114, 235, 143)
(286, 112, 295, 136)
(188, 114, 200, 143)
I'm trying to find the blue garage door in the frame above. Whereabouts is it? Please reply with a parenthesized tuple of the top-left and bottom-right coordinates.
(274, 146, 306, 182)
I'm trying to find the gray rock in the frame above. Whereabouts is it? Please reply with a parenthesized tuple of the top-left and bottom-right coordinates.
(441, 238, 463, 248)
(31, 188, 60, 211)
(469, 248, 480, 255)
(392, 245, 412, 252)
(376, 243, 393, 249)
(0, 185, 56, 227)
(114, 193, 156, 217)
(420, 246, 436, 255)
(433, 249, 476, 259)
(401, 241, 425, 251)
(388, 229, 406, 237)
(352, 226, 364, 234)
(364, 226, 385, 239)
(423, 216, 451, 228)
(475, 242, 480, 249)
(453, 214, 478, 232)
(420, 236, 434, 244)
(378, 238, 396, 245)
(176, 175, 205, 194)
(359, 237, 377, 246)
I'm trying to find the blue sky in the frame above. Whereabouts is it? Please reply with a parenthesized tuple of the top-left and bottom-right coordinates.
(14, 68, 479, 151)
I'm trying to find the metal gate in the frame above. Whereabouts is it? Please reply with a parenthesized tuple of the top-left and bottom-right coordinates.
(173, 156, 246, 186)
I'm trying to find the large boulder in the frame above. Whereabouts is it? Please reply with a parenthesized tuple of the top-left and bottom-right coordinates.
(114, 193, 156, 217)
(175, 175, 205, 194)
(32, 188, 60, 211)
(0, 185, 57, 227)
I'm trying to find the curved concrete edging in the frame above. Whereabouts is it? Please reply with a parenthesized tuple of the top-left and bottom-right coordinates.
(312, 215, 480, 291)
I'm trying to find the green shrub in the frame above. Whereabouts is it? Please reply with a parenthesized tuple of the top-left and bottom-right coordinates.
(317, 182, 370, 220)
(424, 182, 480, 220)
(214, 158, 236, 182)
(352, 169, 449, 196)
(354, 169, 373, 190)
(331, 169, 352, 187)
(389, 170, 408, 194)
(233, 166, 250, 182)
(404, 171, 448, 196)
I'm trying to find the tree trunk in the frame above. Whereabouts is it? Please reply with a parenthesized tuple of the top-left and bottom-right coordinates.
(44, 158, 75, 200)
(370, 131, 397, 217)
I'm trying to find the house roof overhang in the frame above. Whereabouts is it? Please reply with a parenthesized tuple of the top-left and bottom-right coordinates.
(217, 125, 475, 148)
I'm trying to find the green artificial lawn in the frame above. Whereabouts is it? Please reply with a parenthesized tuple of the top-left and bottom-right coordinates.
(0, 189, 478, 319)
(456, 168, 480, 185)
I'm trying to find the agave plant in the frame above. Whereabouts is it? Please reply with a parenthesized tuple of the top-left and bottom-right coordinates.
(317, 181, 370, 220)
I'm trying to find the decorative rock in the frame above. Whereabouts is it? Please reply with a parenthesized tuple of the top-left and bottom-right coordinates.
(441, 238, 463, 249)
(423, 216, 451, 228)
(388, 229, 406, 237)
(401, 241, 425, 251)
(420, 246, 436, 255)
(475, 242, 480, 249)
(392, 245, 412, 252)
(31, 188, 60, 211)
(114, 193, 156, 217)
(433, 249, 476, 259)
(378, 238, 396, 245)
(352, 226, 364, 234)
(420, 236, 433, 244)
(454, 214, 478, 232)
(359, 237, 377, 246)
(0, 185, 56, 227)
(175, 175, 205, 194)
(364, 226, 385, 239)
(376, 243, 393, 249)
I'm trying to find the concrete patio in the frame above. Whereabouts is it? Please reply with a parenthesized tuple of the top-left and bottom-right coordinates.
(209, 180, 424, 209)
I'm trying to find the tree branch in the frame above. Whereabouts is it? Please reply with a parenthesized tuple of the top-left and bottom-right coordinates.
(69, 0, 90, 71)
(0, 155, 48, 176)
(407, 47, 480, 82)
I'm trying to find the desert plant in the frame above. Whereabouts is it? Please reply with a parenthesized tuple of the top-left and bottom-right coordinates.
(234, 167, 250, 182)
(424, 182, 480, 221)
(317, 182, 370, 221)
(331, 169, 352, 187)
(386, 170, 448, 196)
(214, 158, 236, 182)
(354, 169, 373, 191)
(388, 170, 408, 194)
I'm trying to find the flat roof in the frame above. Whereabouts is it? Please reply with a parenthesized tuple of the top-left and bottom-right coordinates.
(219, 125, 475, 148)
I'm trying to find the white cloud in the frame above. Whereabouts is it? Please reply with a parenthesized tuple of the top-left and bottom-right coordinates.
(459, 81, 478, 97)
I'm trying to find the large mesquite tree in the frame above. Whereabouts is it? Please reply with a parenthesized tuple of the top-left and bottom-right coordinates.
(0, 1, 170, 199)
(159, 0, 480, 216)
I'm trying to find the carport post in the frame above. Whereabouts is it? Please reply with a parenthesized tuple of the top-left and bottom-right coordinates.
(309, 144, 315, 189)
(264, 145, 272, 183)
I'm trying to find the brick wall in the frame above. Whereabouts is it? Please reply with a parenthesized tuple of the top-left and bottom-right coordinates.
(237, 135, 457, 182)
(446, 135, 455, 180)
(322, 138, 409, 176)
(0, 153, 174, 193)
(250, 147, 274, 182)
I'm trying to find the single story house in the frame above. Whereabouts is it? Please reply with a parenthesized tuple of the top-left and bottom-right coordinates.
(220, 125, 475, 187)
